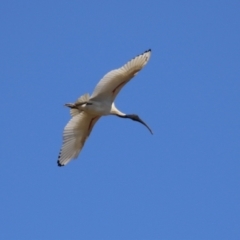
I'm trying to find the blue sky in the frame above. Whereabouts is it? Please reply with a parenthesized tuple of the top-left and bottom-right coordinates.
(1, 1, 239, 239)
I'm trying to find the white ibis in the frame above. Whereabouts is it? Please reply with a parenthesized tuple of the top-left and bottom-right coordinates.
(58, 49, 152, 166)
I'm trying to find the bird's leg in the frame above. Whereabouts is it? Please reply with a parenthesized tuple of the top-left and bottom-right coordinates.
(64, 102, 93, 108)
(64, 103, 76, 108)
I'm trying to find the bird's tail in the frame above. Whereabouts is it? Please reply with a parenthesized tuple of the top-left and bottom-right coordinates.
(75, 93, 90, 104)
(65, 93, 90, 117)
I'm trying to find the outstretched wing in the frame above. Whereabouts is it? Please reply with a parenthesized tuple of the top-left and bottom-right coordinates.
(90, 49, 151, 102)
(58, 112, 100, 166)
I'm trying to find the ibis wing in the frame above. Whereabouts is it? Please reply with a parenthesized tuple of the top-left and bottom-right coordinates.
(58, 112, 100, 166)
(90, 49, 151, 102)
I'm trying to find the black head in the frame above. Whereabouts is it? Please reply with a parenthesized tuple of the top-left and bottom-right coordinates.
(118, 114, 153, 134)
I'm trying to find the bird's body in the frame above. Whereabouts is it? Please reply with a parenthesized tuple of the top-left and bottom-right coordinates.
(58, 49, 152, 166)
(81, 100, 112, 116)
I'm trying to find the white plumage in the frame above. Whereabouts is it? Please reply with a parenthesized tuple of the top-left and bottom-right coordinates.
(58, 49, 152, 166)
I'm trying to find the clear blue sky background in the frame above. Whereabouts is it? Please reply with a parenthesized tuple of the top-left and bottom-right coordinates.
(1, 1, 239, 239)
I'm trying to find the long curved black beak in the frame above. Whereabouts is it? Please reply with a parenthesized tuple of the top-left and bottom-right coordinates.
(118, 114, 153, 134)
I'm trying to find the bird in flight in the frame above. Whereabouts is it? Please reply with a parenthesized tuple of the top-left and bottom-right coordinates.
(58, 49, 152, 166)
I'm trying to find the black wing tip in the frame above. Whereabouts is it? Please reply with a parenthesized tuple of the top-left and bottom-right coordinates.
(57, 160, 64, 167)
(134, 49, 151, 59)
(57, 150, 65, 167)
